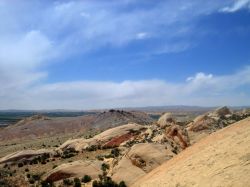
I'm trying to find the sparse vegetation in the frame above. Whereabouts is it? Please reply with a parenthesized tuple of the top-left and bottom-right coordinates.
(28, 178, 35, 184)
(92, 176, 126, 187)
(62, 149, 78, 159)
(111, 148, 120, 157)
(101, 163, 110, 172)
(41, 180, 54, 187)
(63, 178, 74, 185)
(82, 175, 92, 183)
(52, 165, 57, 169)
(74, 177, 81, 187)
(17, 162, 24, 168)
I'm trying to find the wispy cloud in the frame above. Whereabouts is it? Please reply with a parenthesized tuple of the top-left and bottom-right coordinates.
(220, 0, 250, 13)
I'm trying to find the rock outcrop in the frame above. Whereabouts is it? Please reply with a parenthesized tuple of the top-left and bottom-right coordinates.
(45, 160, 102, 182)
(187, 106, 240, 133)
(58, 123, 146, 152)
(157, 113, 176, 129)
(165, 125, 190, 149)
(0, 149, 53, 164)
(111, 143, 175, 186)
(132, 117, 250, 187)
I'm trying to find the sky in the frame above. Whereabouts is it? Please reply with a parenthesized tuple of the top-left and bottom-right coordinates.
(0, 0, 250, 110)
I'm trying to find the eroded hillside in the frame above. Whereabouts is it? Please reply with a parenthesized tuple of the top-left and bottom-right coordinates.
(0, 107, 249, 187)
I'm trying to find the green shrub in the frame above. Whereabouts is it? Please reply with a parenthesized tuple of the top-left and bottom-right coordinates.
(29, 179, 35, 184)
(111, 148, 120, 157)
(63, 178, 73, 185)
(82, 175, 92, 183)
(92, 172, 126, 187)
(92, 180, 99, 187)
(101, 163, 109, 172)
(32, 174, 41, 181)
(41, 180, 54, 187)
(96, 155, 104, 161)
(52, 165, 57, 169)
(18, 163, 24, 167)
(3, 164, 8, 168)
(119, 181, 127, 187)
(74, 177, 81, 187)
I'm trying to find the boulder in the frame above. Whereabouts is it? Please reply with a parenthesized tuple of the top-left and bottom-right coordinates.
(187, 114, 216, 132)
(165, 125, 190, 149)
(209, 106, 232, 118)
(111, 143, 174, 186)
(157, 113, 176, 129)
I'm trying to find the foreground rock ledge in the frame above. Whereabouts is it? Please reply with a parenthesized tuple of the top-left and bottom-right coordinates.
(132, 117, 250, 187)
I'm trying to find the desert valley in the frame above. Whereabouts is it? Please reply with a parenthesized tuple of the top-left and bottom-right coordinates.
(0, 107, 250, 186)
(1, 1, 250, 186)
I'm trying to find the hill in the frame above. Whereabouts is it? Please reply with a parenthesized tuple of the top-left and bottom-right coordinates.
(132, 117, 250, 187)
(0, 110, 153, 141)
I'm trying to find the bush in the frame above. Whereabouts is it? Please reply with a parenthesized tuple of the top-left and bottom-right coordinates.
(92, 172, 126, 187)
(32, 174, 41, 181)
(74, 177, 81, 187)
(41, 180, 54, 187)
(18, 163, 24, 167)
(92, 180, 99, 187)
(3, 164, 8, 168)
(119, 181, 127, 187)
(29, 179, 35, 184)
(101, 163, 109, 172)
(96, 155, 104, 161)
(92, 177, 124, 187)
(25, 168, 29, 172)
(111, 148, 120, 157)
(86, 145, 97, 152)
(82, 175, 92, 183)
(26, 173, 31, 178)
(61, 152, 76, 159)
(63, 179, 73, 185)
(52, 165, 57, 169)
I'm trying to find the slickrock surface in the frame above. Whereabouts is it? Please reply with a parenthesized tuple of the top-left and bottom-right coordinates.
(133, 117, 250, 187)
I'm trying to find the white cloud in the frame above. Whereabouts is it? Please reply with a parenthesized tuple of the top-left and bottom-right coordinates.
(0, 30, 53, 93)
(0, 1, 249, 109)
(220, 0, 250, 12)
(0, 67, 250, 110)
(0, 1, 231, 52)
(186, 72, 213, 83)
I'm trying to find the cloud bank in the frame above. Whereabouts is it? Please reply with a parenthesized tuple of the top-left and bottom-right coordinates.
(0, 0, 249, 109)
(1, 66, 250, 110)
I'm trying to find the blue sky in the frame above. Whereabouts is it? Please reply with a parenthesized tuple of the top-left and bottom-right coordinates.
(0, 0, 250, 109)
